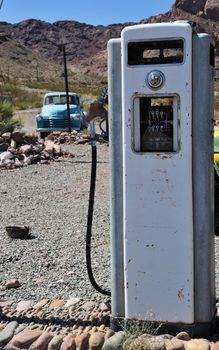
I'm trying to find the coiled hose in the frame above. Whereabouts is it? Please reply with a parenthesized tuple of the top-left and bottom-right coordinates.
(86, 124, 111, 296)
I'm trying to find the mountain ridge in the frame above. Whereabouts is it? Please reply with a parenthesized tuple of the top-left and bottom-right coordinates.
(0, 0, 218, 79)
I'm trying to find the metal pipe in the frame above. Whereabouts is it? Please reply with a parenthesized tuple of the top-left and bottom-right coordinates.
(108, 38, 125, 318)
(62, 45, 71, 132)
(193, 33, 215, 322)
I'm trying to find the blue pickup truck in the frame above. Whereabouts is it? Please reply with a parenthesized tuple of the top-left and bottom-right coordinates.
(36, 92, 87, 138)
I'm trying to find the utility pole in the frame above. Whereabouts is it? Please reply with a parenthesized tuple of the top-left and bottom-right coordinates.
(62, 45, 71, 132)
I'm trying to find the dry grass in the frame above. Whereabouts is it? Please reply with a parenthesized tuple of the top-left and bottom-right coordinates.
(114, 318, 163, 350)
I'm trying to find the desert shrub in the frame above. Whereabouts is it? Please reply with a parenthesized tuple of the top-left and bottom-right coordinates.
(0, 81, 42, 109)
(0, 101, 22, 130)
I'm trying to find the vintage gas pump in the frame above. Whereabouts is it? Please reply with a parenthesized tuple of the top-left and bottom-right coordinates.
(108, 22, 215, 334)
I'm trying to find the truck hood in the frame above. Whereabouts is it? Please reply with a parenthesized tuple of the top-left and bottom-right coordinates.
(41, 104, 79, 117)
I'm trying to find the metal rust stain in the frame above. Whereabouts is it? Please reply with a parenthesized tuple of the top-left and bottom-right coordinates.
(177, 288, 184, 301)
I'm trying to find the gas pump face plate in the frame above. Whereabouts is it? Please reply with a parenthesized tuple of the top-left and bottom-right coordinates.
(146, 70, 165, 90)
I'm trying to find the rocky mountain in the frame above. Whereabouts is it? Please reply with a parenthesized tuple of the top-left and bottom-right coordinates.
(0, 0, 218, 79)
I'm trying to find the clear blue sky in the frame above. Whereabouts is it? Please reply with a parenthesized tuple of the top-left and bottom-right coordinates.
(0, 0, 175, 26)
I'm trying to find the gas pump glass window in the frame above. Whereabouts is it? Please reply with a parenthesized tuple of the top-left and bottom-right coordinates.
(133, 97, 178, 152)
(128, 40, 184, 65)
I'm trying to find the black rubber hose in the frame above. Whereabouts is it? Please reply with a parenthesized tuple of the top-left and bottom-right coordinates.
(86, 143, 111, 296)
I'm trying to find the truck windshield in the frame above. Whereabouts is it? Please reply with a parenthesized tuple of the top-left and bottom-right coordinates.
(44, 95, 78, 105)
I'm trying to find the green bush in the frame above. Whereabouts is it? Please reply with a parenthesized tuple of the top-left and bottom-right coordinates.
(0, 101, 22, 130)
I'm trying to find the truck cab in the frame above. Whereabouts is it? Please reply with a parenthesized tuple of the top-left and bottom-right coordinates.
(36, 92, 84, 138)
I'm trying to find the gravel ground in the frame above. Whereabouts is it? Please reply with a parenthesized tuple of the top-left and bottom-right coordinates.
(0, 143, 110, 302)
(1, 142, 219, 304)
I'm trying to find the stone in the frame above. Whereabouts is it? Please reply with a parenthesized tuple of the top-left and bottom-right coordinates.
(32, 154, 41, 163)
(29, 331, 53, 350)
(103, 331, 126, 350)
(14, 158, 23, 168)
(2, 132, 11, 142)
(47, 134, 55, 140)
(19, 144, 33, 155)
(176, 332, 191, 341)
(5, 279, 21, 289)
(0, 151, 14, 162)
(49, 299, 65, 309)
(5, 328, 42, 349)
(104, 329, 115, 340)
(165, 338, 185, 350)
(89, 331, 105, 350)
(123, 334, 166, 350)
(44, 140, 57, 153)
(65, 298, 80, 308)
(204, 0, 219, 21)
(33, 299, 49, 310)
(41, 150, 52, 159)
(0, 321, 18, 347)
(60, 333, 76, 350)
(40, 159, 50, 165)
(77, 138, 88, 145)
(32, 145, 43, 154)
(36, 310, 45, 318)
(11, 131, 24, 144)
(0, 142, 9, 152)
(14, 324, 27, 335)
(81, 301, 96, 311)
(59, 135, 66, 144)
(10, 139, 17, 149)
(24, 134, 37, 144)
(98, 325, 105, 332)
(0, 300, 13, 307)
(187, 339, 210, 350)
(53, 143, 61, 155)
(211, 341, 219, 350)
(99, 302, 111, 312)
(48, 334, 64, 350)
(16, 300, 33, 313)
(23, 154, 34, 165)
(75, 333, 90, 350)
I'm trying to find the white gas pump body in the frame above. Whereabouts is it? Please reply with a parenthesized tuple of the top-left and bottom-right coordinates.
(108, 22, 215, 327)
(122, 22, 194, 323)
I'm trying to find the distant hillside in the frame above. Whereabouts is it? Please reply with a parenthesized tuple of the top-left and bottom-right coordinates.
(0, 0, 218, 80)
(0, 33, 62, 82)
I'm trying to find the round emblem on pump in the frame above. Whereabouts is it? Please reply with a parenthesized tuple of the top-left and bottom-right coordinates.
(146, 70, 165, 89)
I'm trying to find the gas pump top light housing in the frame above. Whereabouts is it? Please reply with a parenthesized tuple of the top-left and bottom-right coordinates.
(108, 21, 215, 331)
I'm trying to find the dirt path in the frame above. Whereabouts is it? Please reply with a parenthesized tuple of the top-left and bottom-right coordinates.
(14, 108, 40, 133)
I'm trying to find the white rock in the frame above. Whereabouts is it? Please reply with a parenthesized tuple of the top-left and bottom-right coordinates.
(14, 158, 23, 168)
(65, 297, 80, 308)
(0, 151, 14, 162)
(20, 144, 32, 155)
(16, 300, 33, 313)
(33, 299, 49, 310)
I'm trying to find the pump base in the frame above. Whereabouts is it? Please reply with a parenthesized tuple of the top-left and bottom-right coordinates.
(155, 321, 215, 339)
(110, 316, 216, 339)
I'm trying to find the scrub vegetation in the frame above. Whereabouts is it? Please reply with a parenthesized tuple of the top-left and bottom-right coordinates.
(0, 78, 106, 111)
(0, 100, 22, 130)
